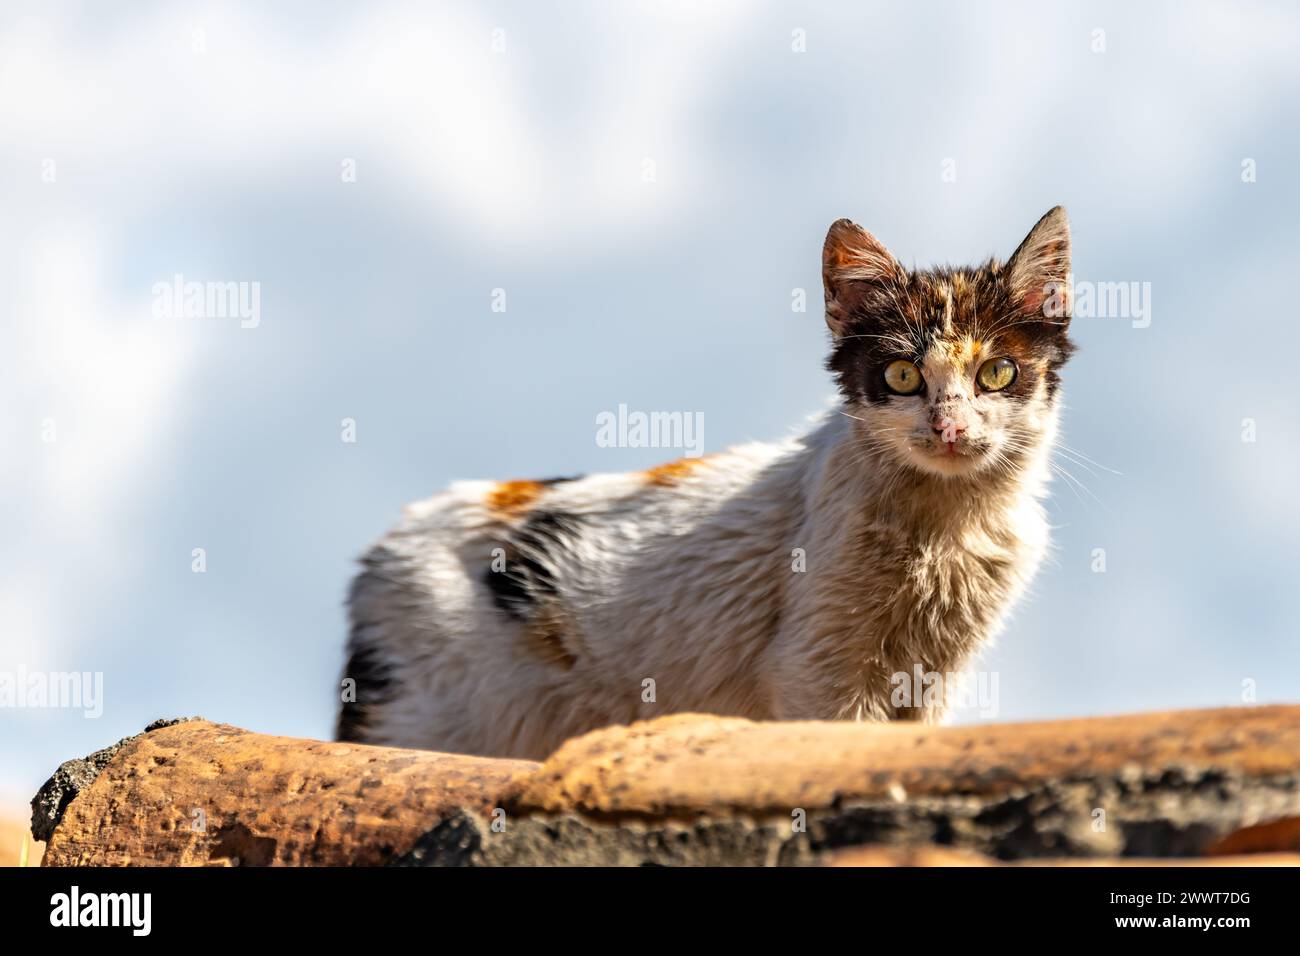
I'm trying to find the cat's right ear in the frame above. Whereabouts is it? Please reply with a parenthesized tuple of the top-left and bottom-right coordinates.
(822, 219, 905, 338)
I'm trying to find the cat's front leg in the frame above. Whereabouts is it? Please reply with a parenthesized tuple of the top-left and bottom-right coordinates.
(760, 636, 896, 723)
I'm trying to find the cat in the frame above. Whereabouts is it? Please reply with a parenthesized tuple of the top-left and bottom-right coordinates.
(337, 207, 1075, 760)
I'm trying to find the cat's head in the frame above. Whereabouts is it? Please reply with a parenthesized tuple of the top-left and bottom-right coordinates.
(823, 207, 1075, 479)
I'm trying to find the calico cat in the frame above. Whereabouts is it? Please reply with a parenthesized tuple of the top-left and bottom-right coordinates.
(338, 207, 1074, 759)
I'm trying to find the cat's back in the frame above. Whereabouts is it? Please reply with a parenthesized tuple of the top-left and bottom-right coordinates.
(375, 440, 796, 564)
(338, 445, 798, 751)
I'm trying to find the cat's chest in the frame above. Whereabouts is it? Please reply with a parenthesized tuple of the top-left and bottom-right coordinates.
(824, 503, 1047, 665)
(887, 532, 1023, 614)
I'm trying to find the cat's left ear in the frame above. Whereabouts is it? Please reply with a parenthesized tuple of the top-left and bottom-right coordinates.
(1005, 206, 1071, 322)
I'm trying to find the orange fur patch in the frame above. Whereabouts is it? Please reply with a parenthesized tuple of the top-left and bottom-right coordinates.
(525, 614, 577, 669)
(644, 456, 707, 487)
(486, 480, 546, 515)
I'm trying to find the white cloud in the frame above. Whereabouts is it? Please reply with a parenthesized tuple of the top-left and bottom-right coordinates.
(2, 227, 198, 661)
(0, 0, 757, 667)
(0, 1, 755, 246)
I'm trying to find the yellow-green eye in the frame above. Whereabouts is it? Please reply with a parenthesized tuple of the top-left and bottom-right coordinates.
(883, 360, 924, 395)
(977, 357, 1018, 391)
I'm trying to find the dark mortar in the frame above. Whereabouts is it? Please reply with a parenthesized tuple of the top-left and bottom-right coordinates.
(389, 810, 800, 867)
(388, 767, 1300, 866)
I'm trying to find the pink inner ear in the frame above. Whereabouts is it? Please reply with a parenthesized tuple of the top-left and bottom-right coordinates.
(1022, 287, 1045, 314)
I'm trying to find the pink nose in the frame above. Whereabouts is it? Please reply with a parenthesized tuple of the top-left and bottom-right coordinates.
(931, 418, 966, 435)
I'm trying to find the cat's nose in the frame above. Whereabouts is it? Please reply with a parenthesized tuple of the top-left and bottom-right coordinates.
(931, 417, 966, 436)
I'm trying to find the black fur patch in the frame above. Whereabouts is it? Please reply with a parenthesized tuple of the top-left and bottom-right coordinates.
(484, 511, 582, 620)
(335, 642, 395, 742)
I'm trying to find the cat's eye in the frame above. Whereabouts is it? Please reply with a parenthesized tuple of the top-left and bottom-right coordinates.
(976, 357, 1018, 392)
(883, 360, 924, 395)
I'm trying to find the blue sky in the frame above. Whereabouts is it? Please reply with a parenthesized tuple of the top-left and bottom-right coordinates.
(3, 0, 1299, 807)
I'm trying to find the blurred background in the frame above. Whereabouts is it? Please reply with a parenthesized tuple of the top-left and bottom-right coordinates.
(3, 0, 1299, 821)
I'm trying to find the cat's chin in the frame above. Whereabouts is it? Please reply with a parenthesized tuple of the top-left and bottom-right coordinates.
(902, 445, 987, 478)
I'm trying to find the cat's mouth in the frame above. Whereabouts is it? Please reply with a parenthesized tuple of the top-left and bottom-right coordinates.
(907, 434, 992, 475)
